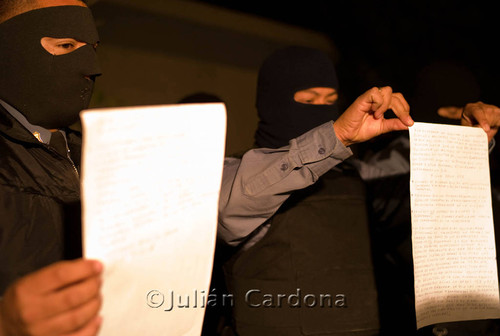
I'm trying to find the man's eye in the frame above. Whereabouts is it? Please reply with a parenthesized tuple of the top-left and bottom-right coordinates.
(58, 43, 75, 49)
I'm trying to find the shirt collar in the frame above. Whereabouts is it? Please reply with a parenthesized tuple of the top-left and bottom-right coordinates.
(0, 99, 56, 144)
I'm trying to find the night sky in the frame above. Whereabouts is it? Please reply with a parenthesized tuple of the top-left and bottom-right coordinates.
(197, 0, 500, 109)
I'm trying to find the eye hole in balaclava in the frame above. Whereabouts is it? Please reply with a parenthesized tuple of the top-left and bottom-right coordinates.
(254, 46, 340, 149)
(40, 37, 89, 56)
(293, 87, 339, 106)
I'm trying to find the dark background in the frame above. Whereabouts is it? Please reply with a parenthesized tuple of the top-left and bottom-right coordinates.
(88, 0, 500, 154)
(196, 0, 500, 108)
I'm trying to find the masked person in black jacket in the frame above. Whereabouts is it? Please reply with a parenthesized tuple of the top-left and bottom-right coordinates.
(0, 1, 103, 335)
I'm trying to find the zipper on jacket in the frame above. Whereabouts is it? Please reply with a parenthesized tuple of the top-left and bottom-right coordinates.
(45, 143, 80, 180)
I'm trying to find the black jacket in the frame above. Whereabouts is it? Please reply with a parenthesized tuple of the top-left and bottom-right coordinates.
(0, 105, 82, 295)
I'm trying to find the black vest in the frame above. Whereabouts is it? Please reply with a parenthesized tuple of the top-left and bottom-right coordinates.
(224, 165, 380, 335)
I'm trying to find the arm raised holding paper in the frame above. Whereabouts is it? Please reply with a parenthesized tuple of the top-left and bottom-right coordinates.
(219, 85, 413, 245)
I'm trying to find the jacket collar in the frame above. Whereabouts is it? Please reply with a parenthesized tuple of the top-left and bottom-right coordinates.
(0, 100, 81, 146)
(0, 100, 45, 145)
(0, 99, 54, 142)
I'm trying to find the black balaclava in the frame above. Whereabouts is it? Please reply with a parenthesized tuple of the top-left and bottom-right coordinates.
(254, 46, 340, 149)
(0, 6, 101, 129)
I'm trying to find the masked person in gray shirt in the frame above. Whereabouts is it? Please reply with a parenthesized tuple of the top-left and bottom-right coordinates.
(218, 46, 414, 336)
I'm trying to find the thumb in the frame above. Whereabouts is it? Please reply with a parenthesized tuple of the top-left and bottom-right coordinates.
(380, 118, 410, 135)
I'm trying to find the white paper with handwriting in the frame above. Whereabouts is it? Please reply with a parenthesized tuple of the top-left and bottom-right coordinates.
(409, 122, 500, 329)
(81, 103, 226, 335)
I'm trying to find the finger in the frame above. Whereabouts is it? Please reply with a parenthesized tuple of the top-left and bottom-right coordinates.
(388, 94, 413, 126)
(388, 96, 406, 119)
(373, 86, 392, 118)
(64, 315, 103, 336)
(32, 295, 102, 336)
(483, 105, 500, 128)
(41, 274, 102, 319)
(392, 92, 410, 113)
(23, 259, 103, 294)
(437, 106, 463, 119)
(464, 104, 490, 132)
(351, 87, 382, 118)
(364, 87, 382, 112)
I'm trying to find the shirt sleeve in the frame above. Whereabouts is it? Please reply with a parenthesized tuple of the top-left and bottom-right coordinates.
(218, 121, 352, 246)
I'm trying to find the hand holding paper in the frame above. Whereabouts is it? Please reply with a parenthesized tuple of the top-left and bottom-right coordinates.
(333, 86, 413, 146)
(438, 102, 500, 142)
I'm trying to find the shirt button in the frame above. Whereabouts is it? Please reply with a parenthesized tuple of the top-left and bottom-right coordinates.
(280, 163, 288, 171)
(318, 147, 326, 155)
